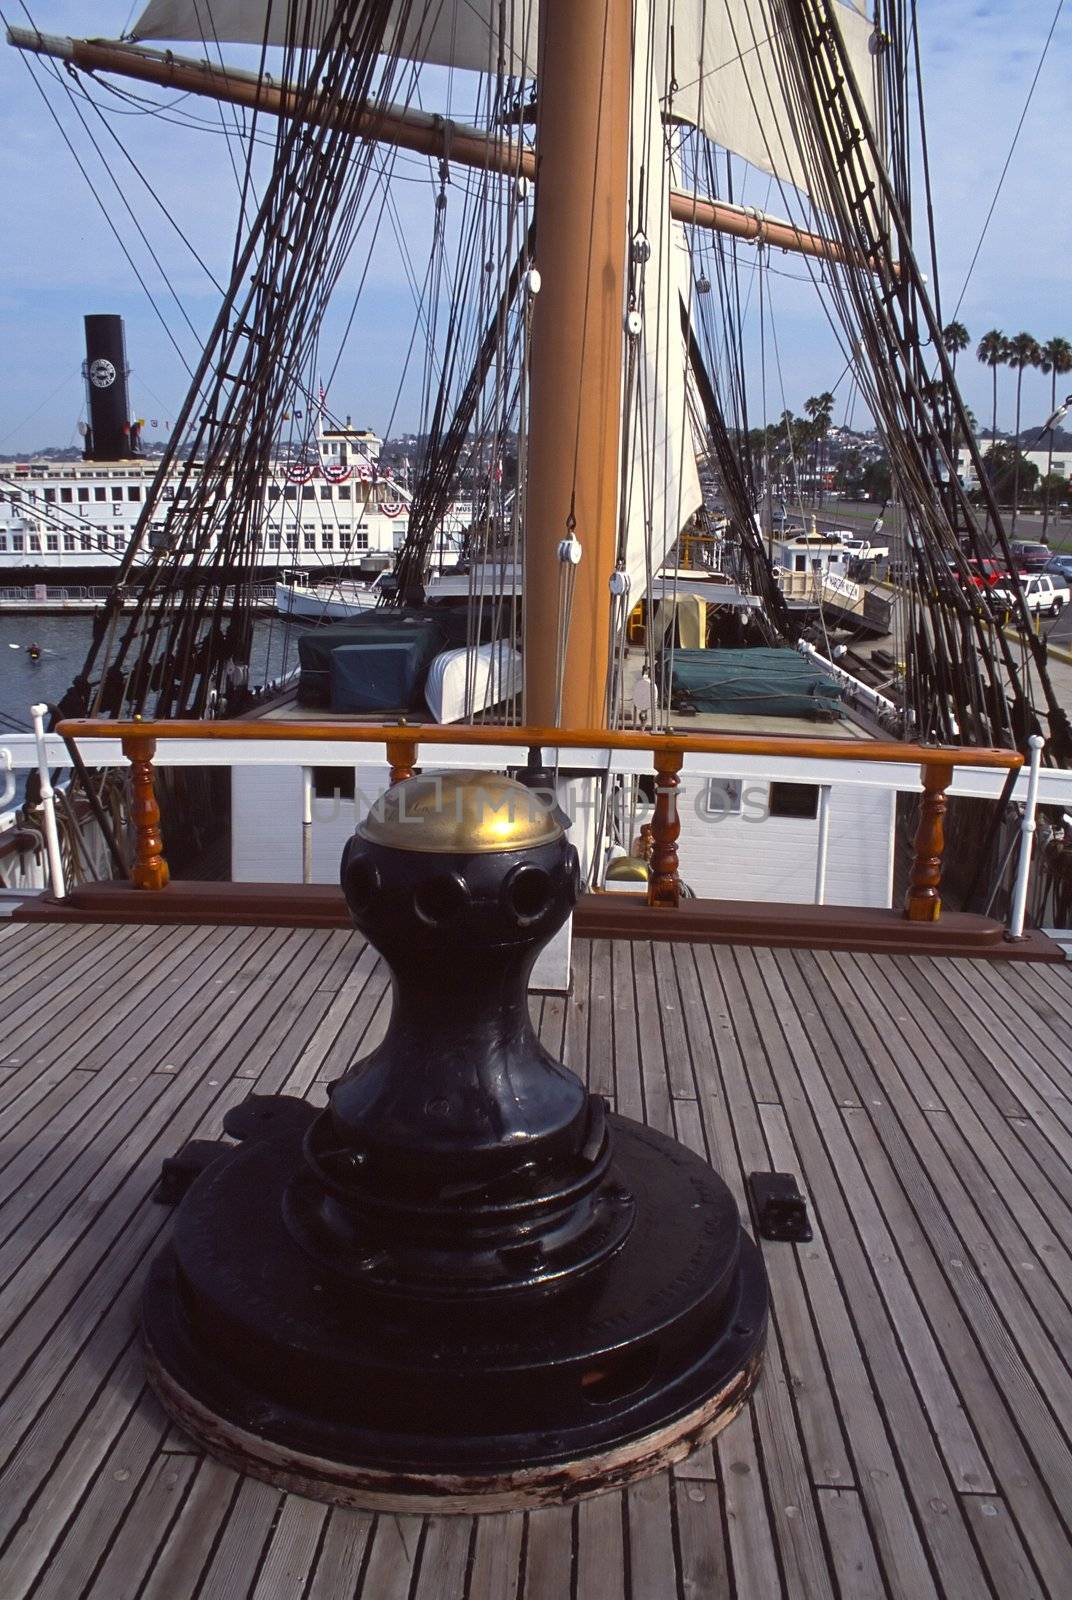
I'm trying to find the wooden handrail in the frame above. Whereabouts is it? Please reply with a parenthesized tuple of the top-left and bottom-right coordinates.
(63, 718, 1022, 920)
(57, 718, 1023, 771)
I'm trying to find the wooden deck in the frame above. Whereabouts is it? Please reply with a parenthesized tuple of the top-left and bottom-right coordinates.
(1, 920, 1070, 1599)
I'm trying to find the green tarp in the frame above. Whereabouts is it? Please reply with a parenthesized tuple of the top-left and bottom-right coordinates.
(661, 647, 844, 719)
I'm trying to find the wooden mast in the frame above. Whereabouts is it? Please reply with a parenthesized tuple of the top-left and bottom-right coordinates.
(523, 0, 630, 728)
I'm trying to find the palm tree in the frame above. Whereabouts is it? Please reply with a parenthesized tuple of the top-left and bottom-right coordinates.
(1006, 332, 1041, 531)
(940, 322, 971, 467)
(804, 392, 835, 505)
(942, 321, 970, 372)
(1039, 336, 1072, 535)
(976, 329, 1007, 454)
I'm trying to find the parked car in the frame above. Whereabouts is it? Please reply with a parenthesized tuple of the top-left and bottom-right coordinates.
(1044, 553, 1072, 582)
(959, 557, 1010, 590)
(990, 571, 1069, 617)
(1008, 541, 1051, 571)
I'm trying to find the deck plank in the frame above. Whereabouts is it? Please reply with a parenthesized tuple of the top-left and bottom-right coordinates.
(522, 1505, 573, 1599)
(304, 1507, 374, 1600)
(358, 1514, 423, 1600)
(468, 1510, 524, 1600)
(0, 923, 1069, 1600)
(816, 1487, 886, 1600)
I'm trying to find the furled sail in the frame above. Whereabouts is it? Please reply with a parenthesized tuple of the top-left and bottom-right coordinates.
(622, 0, 703, 604)
(131, 0, 878, 199)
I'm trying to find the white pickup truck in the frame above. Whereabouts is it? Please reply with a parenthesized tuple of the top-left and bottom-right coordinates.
(839, 532, 890, 562)
(990, 571, 1070, 617)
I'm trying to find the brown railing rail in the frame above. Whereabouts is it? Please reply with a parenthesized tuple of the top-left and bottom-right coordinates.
(58, 718, 1023, 921)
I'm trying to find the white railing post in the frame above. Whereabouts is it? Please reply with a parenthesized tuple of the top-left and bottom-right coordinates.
(301, 766, 314, 885)
(0, 748, 16, 810)
(30, 704, 66, 899)
(814, 784, 832, 905)
(1007, 734, 1045, 940)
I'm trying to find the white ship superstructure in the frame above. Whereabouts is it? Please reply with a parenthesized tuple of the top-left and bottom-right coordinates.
(0, 421, 469, 577)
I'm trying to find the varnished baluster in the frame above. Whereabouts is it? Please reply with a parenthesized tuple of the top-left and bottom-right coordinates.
(647, 751, 683, 908)
(123, 733, 170, 890)
(904, 759, 953, 921)
(386, 735, 418, 786)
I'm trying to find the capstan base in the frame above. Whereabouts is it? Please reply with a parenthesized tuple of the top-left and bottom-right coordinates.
(141, 1114, 767, 1510)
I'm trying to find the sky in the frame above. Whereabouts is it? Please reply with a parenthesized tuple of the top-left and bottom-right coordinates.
(0, 0, 1068, 455)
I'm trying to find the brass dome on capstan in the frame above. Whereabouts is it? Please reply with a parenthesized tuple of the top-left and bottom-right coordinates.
(605, 855, 651, 884)
(358, 771, 565, 854)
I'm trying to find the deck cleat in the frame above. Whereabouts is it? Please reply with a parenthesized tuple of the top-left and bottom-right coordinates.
(142, 771, 768, 1510)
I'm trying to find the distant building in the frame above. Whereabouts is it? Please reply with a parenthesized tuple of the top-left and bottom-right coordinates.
(956, 442, 1072, 490)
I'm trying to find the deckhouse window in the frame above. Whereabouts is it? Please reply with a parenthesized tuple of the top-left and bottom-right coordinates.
(127, 486, 141, 501)
(60, 488, 72, 503)
(46, 534, 59, 552)
(702, 780, 743, 817)
(64, 534, 75, 551)
(768, 782, 820, 820)
(94, 487, 106, 502)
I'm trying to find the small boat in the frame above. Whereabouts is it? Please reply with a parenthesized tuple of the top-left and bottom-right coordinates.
(424, 640, 523, 724)
(275, 570, 385, 621)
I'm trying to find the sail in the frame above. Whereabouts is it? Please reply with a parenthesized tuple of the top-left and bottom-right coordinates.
(131, 0, 878, 199)
(622, 3, 703, 605)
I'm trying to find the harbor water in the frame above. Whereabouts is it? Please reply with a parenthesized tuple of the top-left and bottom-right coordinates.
(0, 610, 311, 806)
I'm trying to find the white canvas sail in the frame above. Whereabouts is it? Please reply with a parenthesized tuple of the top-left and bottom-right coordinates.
(131, 0, 878, 200)
(621, 0, 703, 606)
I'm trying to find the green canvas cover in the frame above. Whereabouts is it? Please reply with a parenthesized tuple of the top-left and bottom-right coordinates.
(662, 647, 845, 719)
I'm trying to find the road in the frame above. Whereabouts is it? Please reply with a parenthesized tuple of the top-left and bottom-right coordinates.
(805, 499, 1072, 647)
(812, 496, 1072, 555)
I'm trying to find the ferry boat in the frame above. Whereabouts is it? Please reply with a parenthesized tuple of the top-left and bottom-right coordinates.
(0, 319, 469, 585)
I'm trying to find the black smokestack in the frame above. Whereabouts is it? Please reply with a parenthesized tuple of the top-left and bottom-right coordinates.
(83, 314, 136, 460)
